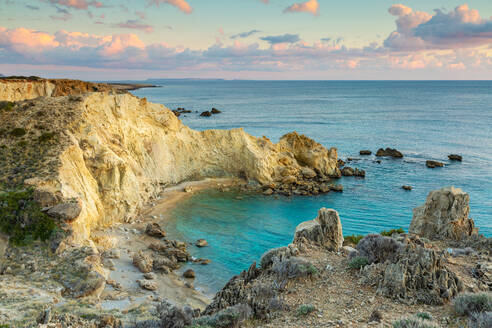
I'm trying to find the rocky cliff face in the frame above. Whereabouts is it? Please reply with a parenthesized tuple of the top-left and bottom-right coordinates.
(0, 78, 117, 101)
(0, 91, 339, 245)
(410, 186, 478, 240)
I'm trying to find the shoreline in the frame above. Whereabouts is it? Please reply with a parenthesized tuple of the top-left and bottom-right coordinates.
(107, 82, 161, 91)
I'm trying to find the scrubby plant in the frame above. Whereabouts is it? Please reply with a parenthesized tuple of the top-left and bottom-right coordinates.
(453, 292, 492, 316)
(380, 228, 405, 237)
(0, 188, 57, 245)
(415, 312, 433, 321)
(17, 140, 27, 147)
(469, 312, 492, 328)
(393, 316, 440, 328)
(0, 101, 14, 112)
(344, 234, 364, 245)
(192, 304, 251, 328)
(10, 128, 26, 137)
(356, 234, 403, 264)
(272, 257, 318, 281)
(38, 132, 56, 143)
(348, 256, 369, 270)
(295, 304, 316, 317)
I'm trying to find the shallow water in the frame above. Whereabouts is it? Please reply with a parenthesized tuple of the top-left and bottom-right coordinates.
(131, 80, 492, 292)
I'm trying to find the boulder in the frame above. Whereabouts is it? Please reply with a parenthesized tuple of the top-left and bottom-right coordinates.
(402, 185, 412, 191)
(137, 279, 158, 291)
(376, 148, 403, 158)
(183, 269, 195, 278)
(211, 108, 222, 114)
(448, 154, 462, 161)
(359, 150, 372, 155)
(329, 184, 343, 192)
(200, 111, 212, 117)
(47, 200, 82, 222)
(354, 168, 365, 178)
(341, 167, 354, 176)
(145, 223, 166, 238)
(301, 167, 317, 179)
(426, 160, 444, 168)
(409, 187, 478, 240)
(195, 239, 208, 247)
(293, 208, 344, 251)
(132, 251, 153, 273)
(337, 159, 346, 167)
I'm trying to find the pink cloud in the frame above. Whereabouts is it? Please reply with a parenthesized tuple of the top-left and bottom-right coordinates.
(47, 0, 104, 10)
(284, 0, 319, 16)
(114, 20, 154, 34)
(148, 0, 193, 14)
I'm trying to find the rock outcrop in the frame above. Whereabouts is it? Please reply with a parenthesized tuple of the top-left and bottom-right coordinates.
(0, 91, 339, 245)
(0, 78, 117, 102)
(409, 187, 478, 240)
(293, 208, 344, 251)
(376, 148, 403, 158)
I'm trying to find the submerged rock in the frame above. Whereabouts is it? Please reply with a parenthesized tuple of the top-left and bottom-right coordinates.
(409, 186, 477, 240)
(195, 239, 208, 247)
(211, 108, 222, 114)
(293, 208, 344, 251)
(183, 269, 195, 279)
(200, 111, 212, 117)
(341, 167, 355, 176)
(426, 160, 444, 168)
(402, 185, 412, 191)
(448, 154, 462, 161)
(376, 148, 403, 158)
(359, 150, 372, 155)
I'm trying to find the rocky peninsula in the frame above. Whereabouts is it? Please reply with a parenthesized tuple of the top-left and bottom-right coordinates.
(0, 78, 490, 328)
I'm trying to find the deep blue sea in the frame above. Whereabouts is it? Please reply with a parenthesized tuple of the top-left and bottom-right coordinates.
(130, 80, 492, 294)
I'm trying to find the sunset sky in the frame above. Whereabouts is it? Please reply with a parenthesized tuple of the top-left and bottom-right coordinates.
(1, 0, 491, 79)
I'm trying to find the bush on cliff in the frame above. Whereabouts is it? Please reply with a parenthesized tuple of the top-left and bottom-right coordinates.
(356, 234, 403, 264)
(392, 315, 439, 328)
(469, 312, 492, 328)
(344, 234, 364, 245)
(0, 188, 57, 245)
(380, 228, 405, 237)
(453, 292, 492, 316)
(348, 256, 369, 270)
(0, 101, 14, 112)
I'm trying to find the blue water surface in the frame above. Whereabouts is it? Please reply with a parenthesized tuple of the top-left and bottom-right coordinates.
(129, 80, 492, 293)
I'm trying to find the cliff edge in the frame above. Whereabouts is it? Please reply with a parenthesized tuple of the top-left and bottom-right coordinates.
(0, 91, 339, 245)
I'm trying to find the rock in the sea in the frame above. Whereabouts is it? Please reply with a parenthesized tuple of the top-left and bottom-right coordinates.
(329, 184, 343, 192)
(145, 223, 166, 238)
(360, 150, 372, 155)
(144, 272, 157, 280)
(195, 239, 208, 247)
(341, 167, 355, 176)
(337, 159, 346, 167)
(376, 148, 403, 158)
(137, 279, 158, 291)
(448, 154, 462, 161)
(262, 188, 274, 195)
(402, 185, 412, 191)
(183, 269, 195, 278)
(409, 186, 477, 240)
(132, 251, 153, 273)
(211, 108, 222, 114)
(426, 160, 444, 168)
(293, 208, 344, 251)
(354, 168, 365, 178)
(200, 111, 212, 117)
(46, 200, 82, 222)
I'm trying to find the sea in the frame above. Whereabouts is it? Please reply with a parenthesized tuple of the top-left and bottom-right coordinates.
(129, 80, 492, 294)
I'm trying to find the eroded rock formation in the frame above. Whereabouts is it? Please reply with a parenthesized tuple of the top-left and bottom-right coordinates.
(409, 186, 478, 240)
(0, 91, 339, 245)
(293, 208, 344, 251)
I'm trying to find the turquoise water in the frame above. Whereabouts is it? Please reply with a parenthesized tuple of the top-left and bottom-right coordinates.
(131, 80, 492, 293)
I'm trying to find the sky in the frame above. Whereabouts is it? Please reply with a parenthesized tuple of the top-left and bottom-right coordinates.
(0, 0, 491, 80)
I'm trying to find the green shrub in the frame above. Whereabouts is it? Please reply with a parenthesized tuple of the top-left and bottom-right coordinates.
(0, 101, 14, 112)
(393, 316, 439, 328)
(348, 256, 369, 270)
(469, 312, 492, 328)
(296, 304, 316, 316)
(381, 228, 405, 237)
(17, 140, 27, 147)
(10, 128, 26, 137)
(0, 188, 57, 245)
(344, 234, 364, 245)
(415, 312, 433, 321)
(38, 132, 56, 143)
(192, 304, 251, 328)
(453, 293, 492, 316)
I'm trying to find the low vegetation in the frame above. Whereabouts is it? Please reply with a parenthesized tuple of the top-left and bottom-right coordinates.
(344, 234, 364, 245)
(0, 188, 57, 245)
(392, 315, 439, 328)
(0, 101, 14, 112)
(453, 292, 492, 316)
(380, 228, 405, 236)
(295, 304, 316, 317)
(38, 132, 56, 143)
(469, 312, 492, 328)
(10, 128, 26, 137)
(348, 256, 369, 269)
